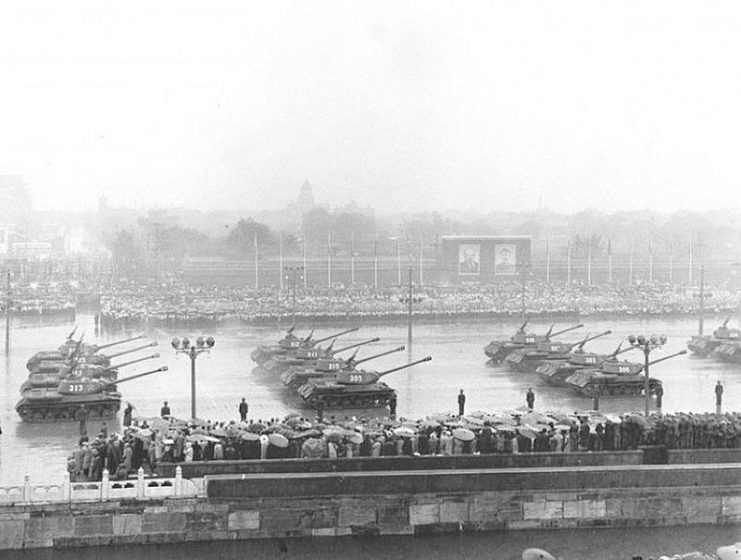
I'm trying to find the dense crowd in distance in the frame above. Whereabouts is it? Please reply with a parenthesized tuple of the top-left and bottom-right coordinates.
(67, 408, 741, 481)
(94, 281, 740, 327)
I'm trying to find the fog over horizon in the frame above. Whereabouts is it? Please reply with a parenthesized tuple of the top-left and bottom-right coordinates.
(2, 1, 741, 215)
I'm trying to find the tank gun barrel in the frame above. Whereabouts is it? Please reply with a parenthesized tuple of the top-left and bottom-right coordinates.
(331, 337, 381, 355)
(106, 353, 160, 372)
(354, 346, 406, 366)
(95, 334, 147, 351)
(104, 341, 158, 360)
(610, 344, 634, 358)
(66, 325, 78, 340)
(568, 330, 612, 350)
(647, 350, 687, 368)
(377, 356, 432, 378)
(301, 329, 315, 343)
(312, 327, 360, 345)
(101, 366, 168, 387)
(518, 320, 529, 333)
(549, 324, 585, 339)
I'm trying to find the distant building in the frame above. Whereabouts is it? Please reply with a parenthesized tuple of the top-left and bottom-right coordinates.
(297, 180, 315, 210)
(0, 175, 32, 257)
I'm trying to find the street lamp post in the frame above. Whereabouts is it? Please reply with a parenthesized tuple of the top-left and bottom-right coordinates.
(626, 334, 686, 416)
(172, 336, 215, 420)
(284, 266, 304, 318)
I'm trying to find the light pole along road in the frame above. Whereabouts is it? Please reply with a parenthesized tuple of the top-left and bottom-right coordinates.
(171, 336, 215, 419)
(626, 334, 686, 416)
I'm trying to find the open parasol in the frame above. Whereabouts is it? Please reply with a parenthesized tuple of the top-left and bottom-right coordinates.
(452, 428, 475, 442)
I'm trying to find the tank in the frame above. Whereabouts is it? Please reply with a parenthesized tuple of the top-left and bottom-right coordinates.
(536, 342, 634, 386)
(20, 352, 160, 391)
(16, 366, 168, 422)
(281, 345, 406, 388)
(261, 337, 380, 375)
(484, 322, 584, 363)
(250, 327, 359, 365)
(562, 350, 685, 397)
(26, 334, 148, 371)
(687, 318, 741, 357)
(505, 330, 612, 373)
(28, 341, 158, 376)
(296, 356, 432, 409)
(712, 340, 741, 363)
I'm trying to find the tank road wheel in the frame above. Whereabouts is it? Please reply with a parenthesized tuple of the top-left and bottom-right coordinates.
(31, 410, 45, 422)
(58, 410, 70, 421)
(306, 396, 319, 408)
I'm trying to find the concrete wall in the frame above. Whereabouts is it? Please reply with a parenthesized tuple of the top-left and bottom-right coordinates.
(158, 451, 642, 478)
(2, 464, 740, 550)
(668, 448, 741, 464)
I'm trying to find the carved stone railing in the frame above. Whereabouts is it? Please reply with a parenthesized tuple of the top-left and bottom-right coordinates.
(0, 467, 204, 505)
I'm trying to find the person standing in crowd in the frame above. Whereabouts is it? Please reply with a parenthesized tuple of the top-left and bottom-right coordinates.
(123, 402, 134, 427)
(526, 388, 535, 410)
(655, 385, 664, 411)
(161, 401, 171, 418)
(75, 405, 89, 438)
(389, 393, 397, 418)
(458, 389, 466, 417)
(716, 381, 724, 414)
(239, 398, 249, 422)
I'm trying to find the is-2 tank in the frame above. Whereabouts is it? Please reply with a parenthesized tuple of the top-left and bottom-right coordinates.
(687, 318, 741, 357)
(250, 327, 360, 365)
(16, 366, 169, 423)
(484, 322, 584, 363)
(21, 351, 160, 391)
(281, 345, 406, 389)
(505, 330, 612, 373)
(296, 356, 432, 409)
(536, 342, 634, 386)
(26, 333, 148, 371)
(261, 337, 380, 375)
(562, 350, 686, 397)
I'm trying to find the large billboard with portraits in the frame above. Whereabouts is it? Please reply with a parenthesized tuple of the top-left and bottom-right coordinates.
(440, 236, 530, 282)
(458, 244, 481, 275)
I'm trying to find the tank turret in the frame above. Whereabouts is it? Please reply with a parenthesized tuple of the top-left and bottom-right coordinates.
(27, 334, 148, 371)
(16, 365, 168, 423)
(506, 330, 612, 373)
(296, 356, 432, 409)
(484, 323, 584, 363)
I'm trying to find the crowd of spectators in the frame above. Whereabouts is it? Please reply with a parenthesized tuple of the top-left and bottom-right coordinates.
(0, 282, 76, 317)
(66, 408, 741, 481)
(95, 280, 741, 328)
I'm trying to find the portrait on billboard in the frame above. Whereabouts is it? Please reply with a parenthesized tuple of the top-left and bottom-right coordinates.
(494, 243, 516, 274)
(458, 244, 480, 275)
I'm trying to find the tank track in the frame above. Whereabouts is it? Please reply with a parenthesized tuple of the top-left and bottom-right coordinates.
(16, 401, 120, 423)
(303, 391, 394, 409)
(578, 380, 662, 397)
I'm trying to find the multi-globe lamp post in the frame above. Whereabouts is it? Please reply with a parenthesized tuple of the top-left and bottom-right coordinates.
(626, 334, 686, 416)
(171, 335, 215, 420)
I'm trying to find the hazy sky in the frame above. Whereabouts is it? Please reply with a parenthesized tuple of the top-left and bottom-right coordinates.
(1, 1, 740, 214)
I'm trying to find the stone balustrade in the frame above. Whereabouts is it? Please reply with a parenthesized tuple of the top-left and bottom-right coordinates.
(0, 467, 203, 505)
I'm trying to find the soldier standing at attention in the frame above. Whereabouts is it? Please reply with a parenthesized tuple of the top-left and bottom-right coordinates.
(239, 398, 249, 422)
(716, 381, 724, 414)
(388, 393, 397, 418)
(75, 405, 89, 438)
(458, 389, 466, 417)
(526, 388, 535, 410)
(160, 401, 171, 418)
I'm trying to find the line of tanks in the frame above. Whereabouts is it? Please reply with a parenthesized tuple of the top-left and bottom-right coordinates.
(687, 318, 741, 363)
(484, 322, 665, 398)
(16, 328, 168, 422)
(251, 326, 431, 410)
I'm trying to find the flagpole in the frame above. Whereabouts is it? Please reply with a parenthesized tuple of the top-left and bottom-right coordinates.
(279, 232, 284, 290)
(350, 232, 355, 286)
(629, 240, 634, 285)
(567, 241, 572, 285)
(587, 234, 592, 286)
(607, 239, 613, 284)
(254, 232, 259, 289)
(419, 237, 423, 286)
(302, 235, 307, 287)
(396, 238, 401, 285)
(545, 237, 551, 284)
(374, 240, 378, 290)
(327, 231, 332, 289)
(648, 242, 654, 283)
(688, 233, 693, 284)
